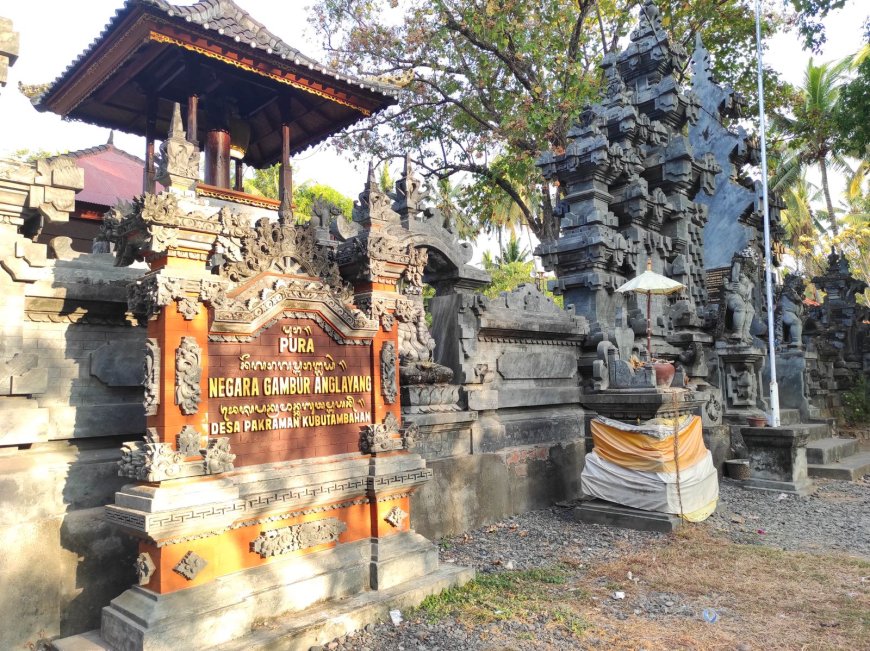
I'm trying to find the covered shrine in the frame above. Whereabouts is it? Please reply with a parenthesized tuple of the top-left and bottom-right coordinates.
(34, 0, 398, 203)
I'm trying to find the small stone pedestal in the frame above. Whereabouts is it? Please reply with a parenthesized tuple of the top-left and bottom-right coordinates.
(741, 426, 814, 495)
(575, 499, 682, 533)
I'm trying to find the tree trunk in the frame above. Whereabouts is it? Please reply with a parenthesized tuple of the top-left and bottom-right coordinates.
(819, 157, 839, 238)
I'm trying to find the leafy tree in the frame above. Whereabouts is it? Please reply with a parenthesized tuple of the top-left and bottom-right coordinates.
(8, 148, 63, 162)
(294, 181, 354, 220)
(834, 53, 870, 158)
(779, 172, 827, 278)
(310, 0, 786, 244)
(787, 0, 849, 52)
(378, 163, 393, 193)
(479, 259, 535, 299)
(243, 163, 281, 199)
(243, 164, 353, 221)
(771, 57, 852, 237)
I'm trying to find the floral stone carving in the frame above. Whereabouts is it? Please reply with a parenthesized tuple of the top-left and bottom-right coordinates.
(202, 437, 236, 474)
(175, 336, 202, 415)
(384, 506, 408, 528)
(135, 552, 156, 586)
(380, 341, 397, 404)
(359, 412, 416, 454)
(250, 518, 347, 558)
(143, 338, 160, 417)
(176, 425, 200, 457)
(174, 550, 207, 580)
(118, 428, 184, 482)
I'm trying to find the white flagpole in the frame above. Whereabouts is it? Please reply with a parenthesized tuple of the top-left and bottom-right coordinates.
(754, 0, 781, 427)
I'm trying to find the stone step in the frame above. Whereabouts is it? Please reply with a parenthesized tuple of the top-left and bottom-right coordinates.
(779, 408, 801, 426)
(790, 422, 833, 443)
(808, 451, 870, 481)
(806, 437, 859, 465)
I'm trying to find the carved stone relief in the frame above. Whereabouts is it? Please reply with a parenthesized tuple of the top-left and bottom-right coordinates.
(360, 412, 416, 454)
(177, 425, 200, 457)
(380, 341, 397, 404)
(177, 298, 200, 321)
(119, 428, 184, 482)
(203, 437, 236, 474)
(384, 506, 408, 528)
(135, 552, 156, 586)
(174, 550, 207, 580)
(175, 336, 202, 415)
(143, 338, 160, 417)
(250, 518, 347, 558)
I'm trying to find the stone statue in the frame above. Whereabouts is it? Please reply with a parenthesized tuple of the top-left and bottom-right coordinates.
(779, 275, 805, 349)
(723, 251, 756, 343)
(396, 299, 452, 385)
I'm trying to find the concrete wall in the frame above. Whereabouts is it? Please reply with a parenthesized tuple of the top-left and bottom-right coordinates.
(412, 284, 591, 538)
(0, 167, 146, 648)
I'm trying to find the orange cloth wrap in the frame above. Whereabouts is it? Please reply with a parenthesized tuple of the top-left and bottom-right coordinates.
(591, 415, 706, 473)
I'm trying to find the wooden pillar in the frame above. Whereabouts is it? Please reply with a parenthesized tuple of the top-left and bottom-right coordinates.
(279, 122, 293, 222)
(234, 159, 243, 192)
(186, 94, 199, 147)
(204, 129, 231, 188)
(143, 98, 157, 194)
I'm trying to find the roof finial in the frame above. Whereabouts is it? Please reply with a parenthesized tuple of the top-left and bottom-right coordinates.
(107, 130, 115, 146)
(169, 102, 185, 139)
(367, 160, 377, 187)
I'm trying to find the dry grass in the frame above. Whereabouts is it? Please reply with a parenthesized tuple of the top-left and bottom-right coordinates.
(576, 526, 870, 650)
(420, 527, 870, 650)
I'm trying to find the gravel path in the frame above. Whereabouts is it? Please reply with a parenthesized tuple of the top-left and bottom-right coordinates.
(314, 476, 870, 651)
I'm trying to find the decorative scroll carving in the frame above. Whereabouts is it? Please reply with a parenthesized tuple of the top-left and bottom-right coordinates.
(175, 337, 202, 415)
(143, 338, 160, 417)
(177, 425, 200, 457)
(218, 217, 352, 303)
(128, 275, 185, 322)
(380, 341, 397, 404)
(174, 550, 207, 580)
(177, 297, 200, 321)
(250, 518, 347, 558)
(202, 437, 236, 474)
(384, 506, 408, 528)
(403, 246, 428, 295)
(135, 552, 156, 586)
(119, 428, 184, 482)
(359, 412, 416, 454)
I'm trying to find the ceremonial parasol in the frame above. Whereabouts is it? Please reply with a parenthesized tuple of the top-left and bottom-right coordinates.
(615, 260, 686, 360)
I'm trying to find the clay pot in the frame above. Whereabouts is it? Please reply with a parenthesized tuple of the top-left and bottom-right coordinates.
(653, 361, 675, 388)
(746, 415, 767, 427)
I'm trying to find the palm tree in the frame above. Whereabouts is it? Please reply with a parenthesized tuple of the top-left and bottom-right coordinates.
(780, 172, 826, 277)
(771, 57, 852, 238)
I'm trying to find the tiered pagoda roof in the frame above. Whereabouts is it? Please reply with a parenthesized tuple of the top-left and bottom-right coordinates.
(35, 0, 397, 168)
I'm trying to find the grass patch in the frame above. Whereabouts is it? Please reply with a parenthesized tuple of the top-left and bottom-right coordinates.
(415, 565, 572, 627)
(417, 528, 869, 650)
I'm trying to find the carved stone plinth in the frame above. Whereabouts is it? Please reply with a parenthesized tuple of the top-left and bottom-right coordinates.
(741, 426, 814, 496)
(715, 342, 766, 423)
(580, 388, 703, 422)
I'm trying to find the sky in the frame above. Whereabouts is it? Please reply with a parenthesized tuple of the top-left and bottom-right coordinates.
(0, 0, 867, 261)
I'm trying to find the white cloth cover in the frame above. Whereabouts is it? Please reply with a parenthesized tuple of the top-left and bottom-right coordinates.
(580, 449, 719, 515)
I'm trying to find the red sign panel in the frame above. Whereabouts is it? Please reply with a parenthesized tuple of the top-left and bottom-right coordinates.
(208, 317, 373, 466)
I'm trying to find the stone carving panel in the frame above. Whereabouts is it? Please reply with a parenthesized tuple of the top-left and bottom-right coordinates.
(135, 552, 156, 586)
(177, 425, 200, 457)
(381, 341, 397, 404)
(384, 506, 408, 528)
(250, 518, 347, 558)
(175, 336, 202, 415)
(143, 338, 160, 417)
(174, 550, 207, 580)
